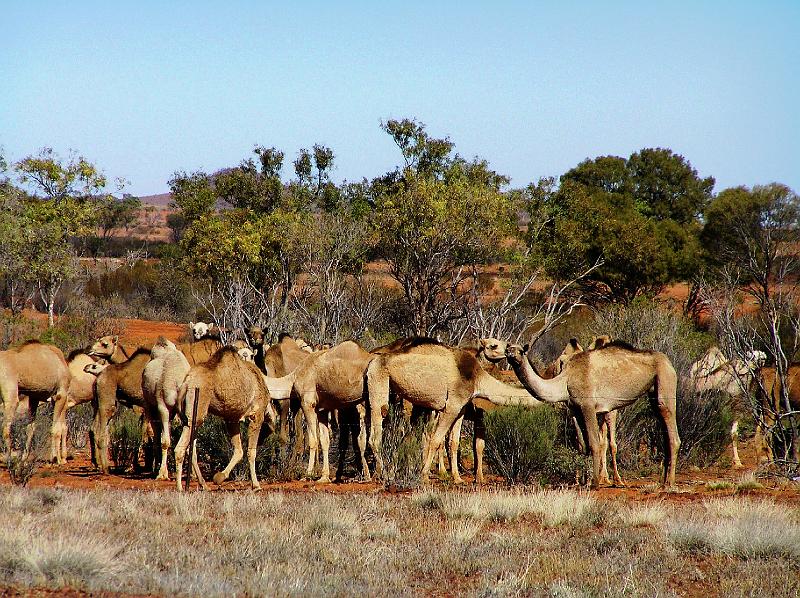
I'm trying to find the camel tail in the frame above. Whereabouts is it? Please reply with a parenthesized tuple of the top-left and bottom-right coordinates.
(177, 383, 190, 426)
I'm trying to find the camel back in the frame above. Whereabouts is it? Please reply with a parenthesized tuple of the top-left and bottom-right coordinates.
(755, 365, 800, 412)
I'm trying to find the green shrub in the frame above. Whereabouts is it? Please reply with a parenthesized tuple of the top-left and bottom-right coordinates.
(484, 406, 585, 485)
(109, 408, 142, 474)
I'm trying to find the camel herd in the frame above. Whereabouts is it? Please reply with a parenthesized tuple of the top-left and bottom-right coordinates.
(0, 321, 795, 491)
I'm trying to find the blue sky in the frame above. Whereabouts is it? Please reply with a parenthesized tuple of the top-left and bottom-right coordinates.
(2, 1, 798, 197)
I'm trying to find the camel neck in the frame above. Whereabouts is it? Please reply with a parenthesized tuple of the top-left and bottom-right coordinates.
(508, 357, 569, 404)
(473, 371, 543, 407)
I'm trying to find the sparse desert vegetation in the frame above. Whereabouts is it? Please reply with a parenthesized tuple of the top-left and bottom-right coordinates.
(0, 486, 799, 597)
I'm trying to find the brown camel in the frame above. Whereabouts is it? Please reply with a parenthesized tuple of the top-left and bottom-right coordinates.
(174, 347, 277, 491)
(0, 341, 71, 458)
(753, 364, 800, 462)
(247, 329, 311, 447)
(142, 337, 191, 480)
(504, 340, 680, 489)
(264, 341, 374, 483)
(366, 338, 541, 481)
(688, 346, 766, 468)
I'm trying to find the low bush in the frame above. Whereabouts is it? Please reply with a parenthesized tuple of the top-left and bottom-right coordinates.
(108, 408, 142, 474)
(484, 405, 587, 485)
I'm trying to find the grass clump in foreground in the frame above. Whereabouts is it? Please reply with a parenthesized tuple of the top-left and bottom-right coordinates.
(0, 486, 799, 596)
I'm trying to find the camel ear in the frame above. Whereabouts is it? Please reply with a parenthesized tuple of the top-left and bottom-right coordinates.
(522, 343, 530, 353)
(209, 323, 216, 330)
(480, 338, 489, 348)
(112, 335, 118, 345)
(569, 338, 579, 350)
(189, 321, 194, 328)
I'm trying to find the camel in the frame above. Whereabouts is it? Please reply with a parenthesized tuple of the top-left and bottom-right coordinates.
(365, 338, 542, 482)
(0, 341, 71, 459)
(189, 321, 221, 341)
(688, 345, 767, 468)
(50, 350, 109, 464)
(504, 340, 680, 489)
(90, 334, 220, 367)
(479, 336, 624, 486)
(750, 363, 800, 462)
(142, 337, 191, 480)
(174, 347, 277, 491)
(263, 341, 374, 483)
(89, 347, 153, 474)
(246, 329, 311, 447)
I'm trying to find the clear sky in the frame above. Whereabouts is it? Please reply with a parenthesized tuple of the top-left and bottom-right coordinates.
(2, 1, 798, 197)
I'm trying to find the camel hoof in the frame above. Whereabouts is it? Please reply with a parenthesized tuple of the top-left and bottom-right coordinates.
(251, 484, 262, 492)
(155, 473, 170, 481)
(212, 472, 227, 485)
(452, 477, 465, 485)
(732, 463, 745, 470)
(317, 476, 332, 484)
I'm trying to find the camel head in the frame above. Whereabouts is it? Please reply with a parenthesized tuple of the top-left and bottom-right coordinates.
(151, 336, 178, 359)
(553, 338, 584, 374)
(505, 343, 530, 365)
(84, 361, 110, 376)
(88, 335, 119, 359)
(588, 335, 612, 350)
(237, 347, 255, 362)
(296, 338, 314, 353)
(189, 321, 215, 340)
(743, 349, 767, 371)
(479, 338, 507, 362)
(247, 326, 265, 347)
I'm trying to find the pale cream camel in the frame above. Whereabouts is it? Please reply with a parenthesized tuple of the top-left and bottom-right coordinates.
(366, 338, 541, 481)
(189, 321, 221, 341)
(50, 351, 109, 464)
(688, 345, 767, 467)
(263, 341, 373, 483)
(142, 337, 191, 480)
(174, 347, 277, 491)
(237, 346, 255, 362)
(504, 340, 680, 489)
(0, 341, 71, 459)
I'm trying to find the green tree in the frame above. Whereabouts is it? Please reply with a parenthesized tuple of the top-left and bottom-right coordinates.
(168, 170, 216, 238)
(531, 149, 711, 303)
(95, 193, 142, 242)
(372, 119, 518, 336)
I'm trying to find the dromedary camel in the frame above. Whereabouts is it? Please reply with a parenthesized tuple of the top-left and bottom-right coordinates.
(189, 321, 221, 341)
(50, 350, 109, 464)
(174, 347, 277, 491)
(247, 329, 311, 447)
(688, 345, 766, 468)
(142, 337, 191, 480)
(366, 338, 542, 481)
(263, 340, 374, 483)
(750, 363, 799, 462)
(0, 341, 71, 458)
(504, 340, 680, 489)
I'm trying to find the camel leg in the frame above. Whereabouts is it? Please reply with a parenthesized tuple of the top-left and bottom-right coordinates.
(300, 399, 320, 479)
(730, 419, 744, 468)
(355, 403, 370, 481)
(598, 413, 611, 486)
(1, 382, 20, 457)
(155, 402, 172, 480)
(421, 409, 461, 482)
(606, 411, 624, 486)
(448, 414, 465, 484)
(580, 404, 603, 489)
(174, 425, 190, 491)
(276, 399, 290, 444)
(317, 410, 332, 484)
(213, 420, 244, 486)
(335, 407, 351, 482)
(474, 408, 486, 485)
(292, 404, 305, 457)
(653, 395, 681, 489)
(23, 398, 40, 456)
(91, 397, 116, 474)
(366, 361, 390, 479)
(245, 411, 264, 490)
(51, 396, 68, 464)
(570, 406, 587, 453)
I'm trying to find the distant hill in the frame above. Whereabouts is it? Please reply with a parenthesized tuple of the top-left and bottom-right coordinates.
(139, 192, 172, 207)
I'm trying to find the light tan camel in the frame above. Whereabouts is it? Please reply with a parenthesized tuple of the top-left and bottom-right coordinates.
(247, 329, 311, 447)
(142, 337, 191, 480)
(504, 340, 680, 489)
(50, 350, 109, 464)
(478, 336, 624, 486)
(688, 345, 766, 468)
(264, 341, 374, 483)
(366, 338, 541, 481)
(174, 347, 277, 491)
(0, 341, 71, 458)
